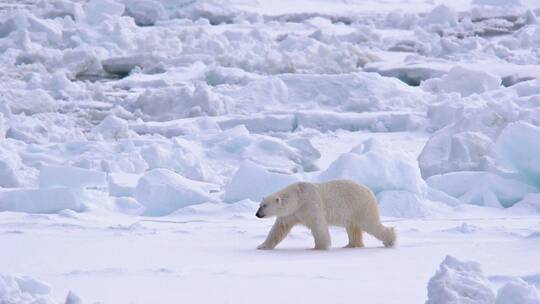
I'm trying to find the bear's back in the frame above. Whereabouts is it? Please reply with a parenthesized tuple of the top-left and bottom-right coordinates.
(315, 180, 377, 225)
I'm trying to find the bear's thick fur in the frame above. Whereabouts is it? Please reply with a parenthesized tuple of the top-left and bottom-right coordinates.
(256, 180, 396, 250)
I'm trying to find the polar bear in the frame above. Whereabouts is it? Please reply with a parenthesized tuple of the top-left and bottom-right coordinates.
(255, 180, 396, 250)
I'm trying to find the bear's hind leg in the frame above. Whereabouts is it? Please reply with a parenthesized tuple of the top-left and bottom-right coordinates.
(363, 222, 396, 248)
(345, 225, 364, 248)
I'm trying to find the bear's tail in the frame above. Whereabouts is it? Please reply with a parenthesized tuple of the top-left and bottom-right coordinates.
(382, 227, 396, 248)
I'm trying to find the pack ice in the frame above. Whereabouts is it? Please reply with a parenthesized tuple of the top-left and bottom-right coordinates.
(1, 0, 540, 303)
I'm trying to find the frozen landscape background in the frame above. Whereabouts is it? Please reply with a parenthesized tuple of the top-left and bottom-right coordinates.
(1, 0, 540, 303)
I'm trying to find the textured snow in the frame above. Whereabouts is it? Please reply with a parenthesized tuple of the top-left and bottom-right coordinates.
(496, 279, 540, 304)
(223, 161, 300, 202)
(1, 0, 540, 302)
(495, 278, 540, 304)
(39, 165, 107, 190)
(427, 171, 539, 207)
(108, 172, 139, 197)
(426, 255, 495, 304)
(511, 193, 540, 213)
(135, 169, 215, 216)
(0, 145, 22, 188)
(0, 187, 81, 213)
(318, 138, 427, 194)
(421, 5, 458, 27)
(0, 274, 56, 304)
(377, 190, 451, 218)
(421, 66, 502, 96)
(92, 114, 130, 140)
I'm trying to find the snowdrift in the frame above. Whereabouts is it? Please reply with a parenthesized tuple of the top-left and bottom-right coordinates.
(426, 255, 495, 304)
(426, 256, 540, 304)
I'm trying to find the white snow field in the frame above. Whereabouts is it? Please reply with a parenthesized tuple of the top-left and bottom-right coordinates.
(1, 0, 540, 303)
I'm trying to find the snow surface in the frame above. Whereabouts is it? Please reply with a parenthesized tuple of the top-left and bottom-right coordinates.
(1, 0, 540, 303)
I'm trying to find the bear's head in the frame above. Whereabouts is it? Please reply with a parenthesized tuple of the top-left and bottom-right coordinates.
(256, 184, 302, 218)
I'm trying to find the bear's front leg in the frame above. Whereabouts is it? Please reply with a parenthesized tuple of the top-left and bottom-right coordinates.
(310, 221, 331, 250)
(257, 216, 297, 250)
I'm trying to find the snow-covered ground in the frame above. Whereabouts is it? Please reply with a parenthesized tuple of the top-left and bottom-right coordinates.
(1, 204, 540, 304)
(1, 0, 540, 303)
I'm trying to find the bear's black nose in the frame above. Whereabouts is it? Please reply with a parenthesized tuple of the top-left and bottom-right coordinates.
(256, 209, 264, 218)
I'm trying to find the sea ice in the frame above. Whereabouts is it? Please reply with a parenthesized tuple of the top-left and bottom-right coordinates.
(0, 274, 56, 304)
(39, 165, 107, 190)
(495, 121, 540, 188)
(421, 66, 501, 97)
(134, 168, 214, 216)
(495, 279, 540, 304)
(223, 161, 299, 202)
(426, 255, 495, 304)
(0, 187, 81, 213)
(377, 190, 450, 218)
(426, 171, 538, 207)
(318, 138, 427, 195)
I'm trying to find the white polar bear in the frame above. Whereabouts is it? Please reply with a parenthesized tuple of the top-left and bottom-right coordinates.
(256, 180, 396, 250)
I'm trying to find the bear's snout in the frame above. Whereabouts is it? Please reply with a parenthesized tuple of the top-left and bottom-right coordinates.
(256, 208, 264, 218)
